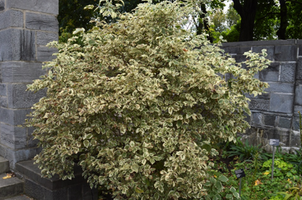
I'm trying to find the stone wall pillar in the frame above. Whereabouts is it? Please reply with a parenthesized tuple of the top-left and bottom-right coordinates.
(0, 0, 58, 169)
(0, 2, 98, 199)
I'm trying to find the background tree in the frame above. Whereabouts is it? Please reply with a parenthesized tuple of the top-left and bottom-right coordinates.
(208, 0, 302, 42)
(209, 10, 227, 33)
(58, 0, 98, 41)
(226, 3, 240, 27)
(58, 0, 302, 43)
(192, 0, 226, 42)
(285, 0, 302, 39)
(253, 0, 278, 40)
(209, 3, 240, 42)
(58, 0, 228, 43)
(232, 0, 258, 41)
(58, 0, 144, 42)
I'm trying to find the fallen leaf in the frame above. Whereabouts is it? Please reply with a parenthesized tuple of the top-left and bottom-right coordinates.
(2, 172, 15, 179)
(254, 179, 262, 186)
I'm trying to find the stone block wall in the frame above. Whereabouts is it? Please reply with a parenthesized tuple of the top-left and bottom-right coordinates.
(0, 0, 58, 168)
(222, 40, 302, 152)
(0, 1, 97, 199)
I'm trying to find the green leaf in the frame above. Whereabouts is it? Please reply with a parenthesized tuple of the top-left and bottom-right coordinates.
(218, 175, 228, 183)
(83, 140, 89, 148)
(226, 194, 234, 200)
(230, 187, 237, 193)
(233, 191, 240, 199)
(214, 180, 223, 192)
(135, 187, 144, 194)
(131, 163, 139, 173)
(84, 5, 94, 10)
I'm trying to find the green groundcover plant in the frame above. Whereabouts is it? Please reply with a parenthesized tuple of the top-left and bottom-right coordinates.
(26, 0, 270, 199)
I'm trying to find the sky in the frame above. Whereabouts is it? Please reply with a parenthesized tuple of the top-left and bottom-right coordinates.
(223, 0, 232, 14)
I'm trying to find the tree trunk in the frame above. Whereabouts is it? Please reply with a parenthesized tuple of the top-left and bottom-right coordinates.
(233, 0, 258, 41)
(196, 3, 213, 42)
(277, 0, 287, 39)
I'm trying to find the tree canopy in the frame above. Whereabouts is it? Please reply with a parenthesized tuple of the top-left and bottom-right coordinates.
(230, 0, 302, 41)
(58, 0, 302, 42)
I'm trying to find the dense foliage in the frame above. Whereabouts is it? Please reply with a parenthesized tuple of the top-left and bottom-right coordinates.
(210, 138, 302, 200)
(27, 0, 269, 199)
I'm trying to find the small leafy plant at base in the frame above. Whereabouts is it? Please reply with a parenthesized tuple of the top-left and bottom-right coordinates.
(211, 138, 302, 200)
(263, 158, 297, 178)
(202, 174, 240, 200)
(226, 137, 268, 162)
(269, 194, 285, 200)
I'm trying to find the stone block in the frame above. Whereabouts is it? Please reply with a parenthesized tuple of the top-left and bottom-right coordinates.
(7, 84, 46, 109)
(294, 105, 302, 116)
(0, 96, 7, 107)
(0, 143, 6, 158)
(1, 62, 45, 83)
(0, 173, 24, 199)
(0, 107, 32, 126)
(244, 112, 251, 124)
(17, 160, 84, 190)
(0, 10, 23, 30)
(6, 0, 58, 15)
(37, 31, 58, 46)
(265, 82, 294, 93)
(292, 116, 300, 131)
(225, 73, 234, 81)
(0, 1, 4, 11)
(297, 58, 302, 80)
(280, 63, 296, 83)
(258, 93, 270, 99)
(232, 54, 247, 62)
(252, 46, 275, 61)
(246, 93, 270, 100)
(82, 183, 98, 200)
(275, 45, 297, 61)
(17, 160, 98, 200)
(262, 127, 278, 140)
(254, 72, 259, 79)
(27, 127, 39, 148)
(0, 84, 6, 96)
(0, 123, 27, 149)
(252, 112, 263, 126)
(222, 46, 251, 55)
(276, 129, 290, 146)
(225, 40, 296, 48)
(24, 179, 67, 200)
(264, 114, 275, 126)
(26, 12, 58, 32)
(37, 46, 57, 62)
(270, 93, 293, 113)
(6, 147, 40, 169)
(68, 185, 82, 200)
(259, 63, 279, 82)
(294, 85, 302, 106)
(0, 156, 9, 173)
(249, 99, 269, 111)
(278, 117, 292, 129)
(0, 29, 35, 61)
(290, 131, 301, 147)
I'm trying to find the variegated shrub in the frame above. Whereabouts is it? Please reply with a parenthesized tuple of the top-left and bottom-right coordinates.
(26, 1, 270, 199)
